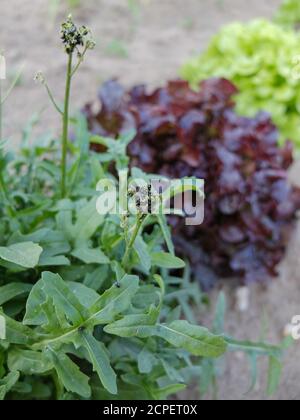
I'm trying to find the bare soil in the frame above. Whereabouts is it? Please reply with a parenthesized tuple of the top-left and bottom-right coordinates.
(1, 0, 300, 401)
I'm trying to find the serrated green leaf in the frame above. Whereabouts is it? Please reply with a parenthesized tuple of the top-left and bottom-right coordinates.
(47, 348, 91, 399)
(106, 318, 226, 358)
(87, 275, 139, 326)
(41, 298, 66, 331)
(104, 312, 157, 338)
(42, 272, 88, 325)
(24, 272, 88, 326)
(23, 282, 49, 326)
(156, 321, 227, 358)
(80, 331, 117, 395)
(8, 349, 53, 375)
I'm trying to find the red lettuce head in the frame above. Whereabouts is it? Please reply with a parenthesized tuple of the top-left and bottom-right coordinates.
(85, 78, 300, 289)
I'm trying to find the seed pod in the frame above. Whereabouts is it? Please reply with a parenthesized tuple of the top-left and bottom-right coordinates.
(61, 15, 95, 55)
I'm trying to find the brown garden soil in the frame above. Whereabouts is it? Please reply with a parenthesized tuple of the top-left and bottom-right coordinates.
(1, 0, 300, 400)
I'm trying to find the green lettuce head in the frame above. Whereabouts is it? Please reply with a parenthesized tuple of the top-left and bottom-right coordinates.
(181, 19, 300, 148)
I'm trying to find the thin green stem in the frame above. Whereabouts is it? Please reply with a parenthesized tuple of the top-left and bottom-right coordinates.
(1, 66, 23, 105)
(71, 45, 88, 77)
(45, 82, 63, 116)
(121, 216, 143, 269)
(61, 53, 73, 198)
(0, 79, 15, 216)
(0, 174, 15, 219)
(0, 172, 8, 202)
(0, 80, 7, 200)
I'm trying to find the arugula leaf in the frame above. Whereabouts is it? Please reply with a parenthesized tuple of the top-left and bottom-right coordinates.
(83, 266, 108, 291)
(137, 347, 157, 374)
(0, 372, 20, 400)
(151, 252, 185, 269)
(8, 348, 53, 375)
(80, 330, 117, 395)
(0, 283, 32, 306)
(155, 321, 227, 358)
(106, 318, 227, 359)
(104, 313, 158, 338)
(34, 272, 88, 326)
(73, 198, 105, 246)
(9, 229, 71, 268)
(0, 311, 36, 345)
(0, 242, 42, 268)
(87, 275, 139, 326)
(47, 348, 91, 399)
(68, 282, 99, 308)
(71, 246, 109, 264)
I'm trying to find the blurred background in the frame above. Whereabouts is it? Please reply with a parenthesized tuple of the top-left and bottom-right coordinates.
(2, 0, 300, 400)
(0, 0, 282, 142)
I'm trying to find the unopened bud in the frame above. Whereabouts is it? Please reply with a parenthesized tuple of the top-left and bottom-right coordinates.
(86, 40, 96, 50)
(34, 71, 45, 85)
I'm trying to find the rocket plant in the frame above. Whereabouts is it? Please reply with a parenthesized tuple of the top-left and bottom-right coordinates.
(0, 18, 285, 400)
